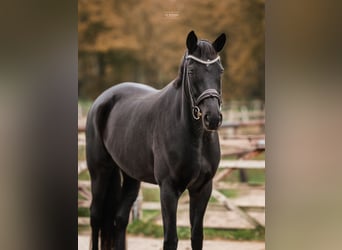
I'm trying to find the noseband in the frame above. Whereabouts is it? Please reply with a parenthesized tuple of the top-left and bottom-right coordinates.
(183, 54, 223, 120)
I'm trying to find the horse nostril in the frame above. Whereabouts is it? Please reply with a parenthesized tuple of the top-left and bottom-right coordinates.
(218, 113, 223, 126)
(204, 114, 210, 122)
(204, 114, 211, 127)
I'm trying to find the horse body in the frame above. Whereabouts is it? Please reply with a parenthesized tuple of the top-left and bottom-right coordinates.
(86, 31, 226, 250)
(97, 80, 220, 185)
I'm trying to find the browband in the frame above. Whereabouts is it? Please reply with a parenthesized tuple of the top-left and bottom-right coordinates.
(186, 55, 221, 65)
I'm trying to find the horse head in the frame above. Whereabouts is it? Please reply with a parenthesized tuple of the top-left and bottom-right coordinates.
(184, 30, 227, 131)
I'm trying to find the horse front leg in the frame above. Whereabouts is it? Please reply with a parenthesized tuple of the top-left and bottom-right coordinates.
(189, 180, 212, 250)
(159, 179, 181, 250)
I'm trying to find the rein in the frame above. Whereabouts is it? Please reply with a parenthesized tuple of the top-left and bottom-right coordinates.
(182, 54, 223, 120)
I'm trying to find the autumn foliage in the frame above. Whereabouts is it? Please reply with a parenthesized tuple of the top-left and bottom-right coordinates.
(78, 0, 264, 101)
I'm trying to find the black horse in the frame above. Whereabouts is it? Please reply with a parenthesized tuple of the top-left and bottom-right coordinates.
(86, 31, 226, 250)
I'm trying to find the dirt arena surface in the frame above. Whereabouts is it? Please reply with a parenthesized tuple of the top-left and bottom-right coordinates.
(78, 235, 265, 250)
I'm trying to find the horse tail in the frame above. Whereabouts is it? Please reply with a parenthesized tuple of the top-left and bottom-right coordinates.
(86, 98, 122, 250)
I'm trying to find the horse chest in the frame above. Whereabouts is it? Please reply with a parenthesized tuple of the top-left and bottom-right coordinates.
(159, 141, 215, 187)
(153, 122, 220, 188)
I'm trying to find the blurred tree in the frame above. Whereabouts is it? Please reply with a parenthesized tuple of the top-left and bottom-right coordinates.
(78, 0, 264, 101)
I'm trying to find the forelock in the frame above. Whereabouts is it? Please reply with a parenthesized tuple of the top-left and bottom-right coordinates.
(197, 40, 217, 59)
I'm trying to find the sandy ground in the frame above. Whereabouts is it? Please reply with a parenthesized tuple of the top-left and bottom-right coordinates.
(78, 235, 265, 250)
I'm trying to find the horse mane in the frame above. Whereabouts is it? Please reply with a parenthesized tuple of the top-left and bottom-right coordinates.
(173, 40, 217, 89)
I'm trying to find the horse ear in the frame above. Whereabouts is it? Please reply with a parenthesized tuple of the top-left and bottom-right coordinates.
(186, 30, 198, 54)
(212, 33, 227, 52)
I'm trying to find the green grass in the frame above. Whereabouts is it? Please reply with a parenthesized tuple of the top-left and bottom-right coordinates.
(204, 226, 265, 241)
(127, 220, 265, 241)
(78, 145, 86, 162)
(79, 169, 90, 180)
(218, 169, 265, 186)
(209, 196, 218, 203)
(78, 207, 90, 217)
(78, 225, 90, 234)
(142, 210, 160, 222)
(79, 213, 265, 241)
(142, 188, 160, 202)
(218, 189, 238, 198)
(127, 220, 164, 238)
(246, 169, 265, 185)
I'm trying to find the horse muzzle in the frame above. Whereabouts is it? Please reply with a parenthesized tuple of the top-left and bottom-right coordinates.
(199, 96, 222, 131)
(203, 110, 222, 131)
(192, 88, 222, 131)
